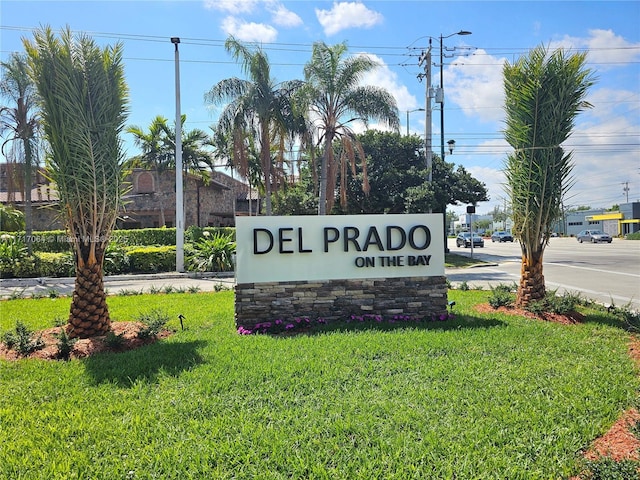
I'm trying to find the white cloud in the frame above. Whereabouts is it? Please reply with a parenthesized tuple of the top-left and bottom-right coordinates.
(267, 2, 303, 27)
(204, 0, 259, 14)
(552, 29, 640, 70)
(221, 16, 278, 43)
(315, 2, 383, 36)
(357, 53, 416, 114)
(446, 49, 506, 124)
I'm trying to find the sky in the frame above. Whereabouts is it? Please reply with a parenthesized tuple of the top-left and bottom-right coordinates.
(1, 0, 639, 216)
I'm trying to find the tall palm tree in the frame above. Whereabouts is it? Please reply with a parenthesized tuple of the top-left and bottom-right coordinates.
(0, 53, 41, 252)
(503, 46, 595, 307)
(25, 26, 128, 338)
(204, 36, 304, 215)
(298, 42, 399, 215)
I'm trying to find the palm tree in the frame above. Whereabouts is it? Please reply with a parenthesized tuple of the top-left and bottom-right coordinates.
(25, 27, 128, 338)
(126, 115, 172, 225)
(298, 42, 399, 215)
(204, 36, 304, 215)
(127, 115, 216, 225)
(0, 53, 41, 252)
(503, 45, 595, 307)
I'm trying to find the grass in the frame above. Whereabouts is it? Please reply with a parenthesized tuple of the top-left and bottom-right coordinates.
(445, 252, 488, 268)
(1, 290, 638, 479)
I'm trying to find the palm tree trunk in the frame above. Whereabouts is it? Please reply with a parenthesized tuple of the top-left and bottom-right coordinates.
(68, 262, 110, 338)
(318, 137, 332, 215)
(23, 138, 33, 254)
(516, 251, 546, 307)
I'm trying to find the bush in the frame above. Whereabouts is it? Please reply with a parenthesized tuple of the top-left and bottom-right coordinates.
(103, 243, 131, 275)
(35, 252, 75, 277)
(110, 228, 177, 247)
(55, 329, 77, 360)
(0, 236, 28, 278)
(126, 245, 175, 273)
(136, 309, 170, 339)
(186, 232, 236, 272)
(625, 231, 640, 240)
(1, 320, 44, 356)
(186, 226, 235, 243)
(488, 284, 515, 309)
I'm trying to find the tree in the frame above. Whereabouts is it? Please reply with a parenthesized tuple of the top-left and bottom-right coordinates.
(25, 27, 129, 338)
(0, 53, 41, 252)
(126, 115, 172, 225)
(298, 42, 399, 215)
(503, 45, 595, 307)
(127, 115, 216, 225)
(205, 36, 304, 215)
(279, 131, 487, 217)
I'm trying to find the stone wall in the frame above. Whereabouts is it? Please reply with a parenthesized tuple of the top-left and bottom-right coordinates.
(235, 276, 448, 330)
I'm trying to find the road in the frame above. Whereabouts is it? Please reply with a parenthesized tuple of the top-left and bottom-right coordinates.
(1, 237, 639, 309)
(446, 237, 640, 310)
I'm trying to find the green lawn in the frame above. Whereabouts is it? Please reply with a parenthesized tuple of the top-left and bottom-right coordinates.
(0, 290, 637, 479)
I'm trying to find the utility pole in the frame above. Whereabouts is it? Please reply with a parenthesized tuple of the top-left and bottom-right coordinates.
(623, 181, 630, 203)
(419, 42, 433, 187)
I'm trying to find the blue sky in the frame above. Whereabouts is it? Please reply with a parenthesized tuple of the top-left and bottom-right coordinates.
(2, 0, 639, 215)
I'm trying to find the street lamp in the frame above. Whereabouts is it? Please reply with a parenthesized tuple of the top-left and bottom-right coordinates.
(406, 108, 425, 136)
(171, 36, 184, 272)
(437, 30, 471, 253)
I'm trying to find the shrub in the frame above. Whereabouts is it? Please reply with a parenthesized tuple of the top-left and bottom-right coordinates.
(488, 284, 514, 309)
(127, 245, 175, 273)
(580, 457, 640, 479)
(546, 290, 582, 314)
(1, 320, 44, 356)
(35, 252, 75, 277)
(110, 228, 177, 247)
(103, 243, 131, 275)
(55, 329, 77, 360)
(186, 232, 236, 272)
(136, 309, 170, 339)
(104, 330, 126, 349)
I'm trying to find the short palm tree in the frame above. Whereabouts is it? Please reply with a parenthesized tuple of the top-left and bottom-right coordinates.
(25, 27, 129, 338)
(503, 46, 595, 307)
(0, 53, 41, 252)
(298, 42, 399, 215)
(204, 36, 304, 215)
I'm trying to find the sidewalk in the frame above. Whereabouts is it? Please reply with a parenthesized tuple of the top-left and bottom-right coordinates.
(0, 264, 502, 299)
(0, 272, 235, 299)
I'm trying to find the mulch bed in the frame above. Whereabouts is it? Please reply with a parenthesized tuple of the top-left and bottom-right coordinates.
(0, 321, 172, 361)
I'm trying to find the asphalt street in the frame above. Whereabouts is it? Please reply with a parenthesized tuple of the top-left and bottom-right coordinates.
(1, 237, 638, 309)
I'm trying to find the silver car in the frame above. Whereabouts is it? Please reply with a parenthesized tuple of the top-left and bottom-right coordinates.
(576, 229, 612, 243)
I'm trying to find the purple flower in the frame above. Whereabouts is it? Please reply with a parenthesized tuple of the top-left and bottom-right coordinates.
(285, 324, 295, 330)
(275, 319, 283, 325)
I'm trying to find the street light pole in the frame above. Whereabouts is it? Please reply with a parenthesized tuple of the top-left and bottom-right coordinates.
(437, 30, 471, 253)
(406, 108, 426, 136)
(171, 37, 184, 272)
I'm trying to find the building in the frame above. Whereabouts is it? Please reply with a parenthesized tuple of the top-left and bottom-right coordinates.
(0, 164, 259, 231)
(555, 202, 640, 237)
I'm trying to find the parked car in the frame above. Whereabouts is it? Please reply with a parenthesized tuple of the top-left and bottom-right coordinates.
(576, 230, 612, 243)
(491, 231, 514, 243)
(456, 232, 484, 248)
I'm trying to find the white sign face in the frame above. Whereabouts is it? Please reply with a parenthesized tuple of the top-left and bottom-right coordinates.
(235, 214, 444, 284)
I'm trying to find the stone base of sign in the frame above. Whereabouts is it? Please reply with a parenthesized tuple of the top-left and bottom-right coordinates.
(235, 276, 448, 330)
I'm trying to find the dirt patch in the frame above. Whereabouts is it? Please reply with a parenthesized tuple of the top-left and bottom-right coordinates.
(474, 302, 585, 325)
(0, 321, 172, 361)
